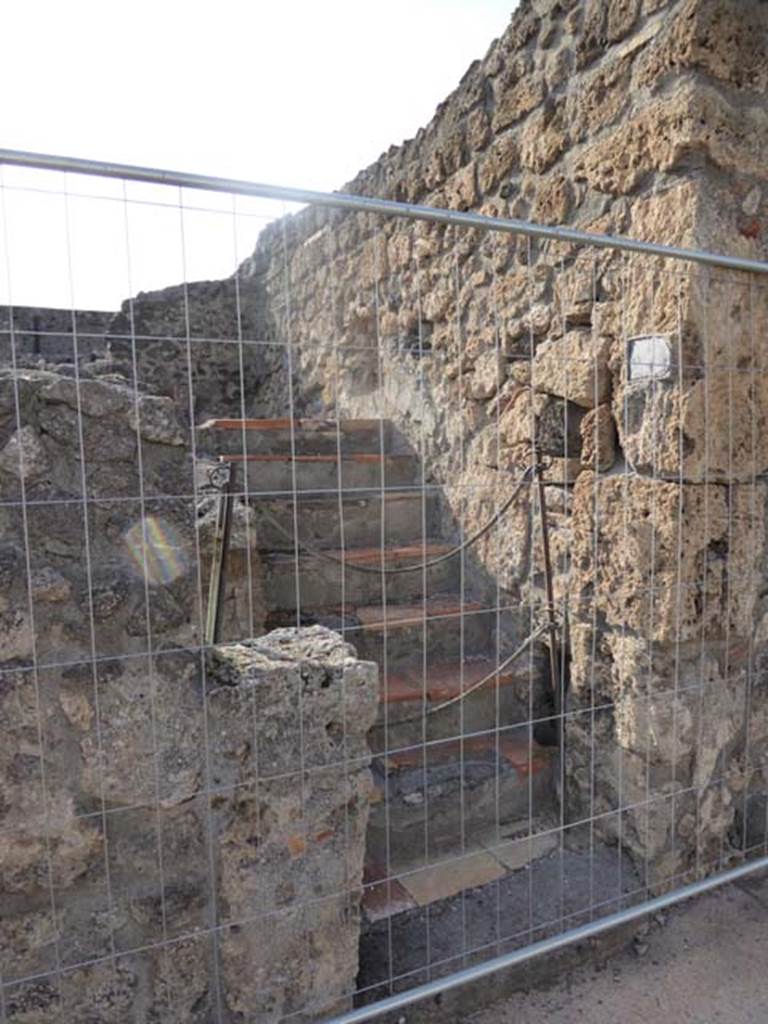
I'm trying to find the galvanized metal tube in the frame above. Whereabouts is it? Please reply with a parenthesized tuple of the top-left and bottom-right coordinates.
(2, 147, 768, 275)
(323, 855, 768, 1024)
(4, 144, 767, 1022)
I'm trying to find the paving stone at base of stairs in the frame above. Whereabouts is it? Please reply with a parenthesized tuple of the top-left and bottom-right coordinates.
(361, 820, 560, 923)
(357, 843, 641, 1013)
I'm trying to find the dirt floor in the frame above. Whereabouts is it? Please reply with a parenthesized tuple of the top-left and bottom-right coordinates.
(467, 871, 768, 1024)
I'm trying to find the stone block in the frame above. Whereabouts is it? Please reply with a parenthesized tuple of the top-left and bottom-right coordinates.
(531, 174, 573, 226)
(478, 132, 518, 194)
(573, 90, 692, 196)
(0, 626, 378, 1019)
(565, 48, 634, 142)
(519, 102, 568, 173)
(501, 387, 585, 458)
(532, 331, 611, 408)
(607, 0, 640, 44)
(617, 368, 768, 482)
(469, 350, 505, 400)
(634, 0, 768, 93)
(491, 59, 543, 133)
(0, 425, 49, 482)
(578, 82, 768, 200)
(580, 403, 618, 471)
(442, 164, 477, 211)
(569, 473, 766, 643)
(575, 0, 608, 69)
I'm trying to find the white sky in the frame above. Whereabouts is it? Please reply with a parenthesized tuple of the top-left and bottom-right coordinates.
(1, 0, 515, 311)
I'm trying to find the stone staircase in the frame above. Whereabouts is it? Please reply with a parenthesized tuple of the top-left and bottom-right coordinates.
(199, 417, 559, 933)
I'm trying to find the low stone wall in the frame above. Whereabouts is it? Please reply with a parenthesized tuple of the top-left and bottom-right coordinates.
(1, 366, 379, 1019)
(211, 629, 379, 1021)
(0, 364, 266, 661)
(1, 624, 378, 1022)
(0, 277, 289, 427)
(0, 366, 196, 666)
(0, 305, 113, 367)
(106, 278, 288, 424)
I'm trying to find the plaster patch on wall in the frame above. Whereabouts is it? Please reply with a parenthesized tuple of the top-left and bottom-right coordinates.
(627, 334, 673, 382)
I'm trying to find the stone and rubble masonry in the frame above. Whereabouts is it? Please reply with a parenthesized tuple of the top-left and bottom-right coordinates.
(105, 277, 288, 425)
(0, 365, 378, 1020)
(0, 306, 113, 367)
(1, 599, 378, 1018)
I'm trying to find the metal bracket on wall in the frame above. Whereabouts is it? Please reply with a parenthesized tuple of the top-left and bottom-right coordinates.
(204, 458, 234, 646)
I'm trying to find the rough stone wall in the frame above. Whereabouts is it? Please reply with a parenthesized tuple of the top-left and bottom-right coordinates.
(106, 277, 288, 424)
(0, 366, 197, 663)
(2, 624, 377, 1021)
(233, 0, 768, 887)
(0, 273, 289, 427)
(0, 360, 269, 732)
(0, 366, 378, 1018)
(0, 305, 113, 366)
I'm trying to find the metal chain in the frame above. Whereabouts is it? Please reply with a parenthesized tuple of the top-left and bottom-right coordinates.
(252, 464, 535, 575)
(397, 621, 551, 723)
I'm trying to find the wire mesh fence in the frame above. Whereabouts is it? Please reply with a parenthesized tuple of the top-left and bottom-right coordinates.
(1, 150, 768, 1024)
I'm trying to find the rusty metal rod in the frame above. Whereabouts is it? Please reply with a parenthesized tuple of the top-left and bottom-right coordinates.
(204, 459, 234, 645)
(534, 451, 561, 716)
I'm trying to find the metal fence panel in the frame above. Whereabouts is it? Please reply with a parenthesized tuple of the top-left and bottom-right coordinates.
(1, 149, 767, 1024)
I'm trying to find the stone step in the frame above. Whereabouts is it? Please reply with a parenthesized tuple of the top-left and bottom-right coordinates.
(361, 822, 559, 924)
(358, 842, 640, 997)
(198, 417, 394, 456)
(251, 488, 439, 550)
(265, 598, 495, 672)
(350, 598, 497, 671)
(215, 452, 419, 494)
(354, 596, 485, 633)
(366, 730, 557, 869)
(261, 542, 457, 609)
(369, 656, 546, 753)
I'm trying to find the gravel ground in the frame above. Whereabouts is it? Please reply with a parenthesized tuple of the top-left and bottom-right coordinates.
(467, 871, 768, 1024)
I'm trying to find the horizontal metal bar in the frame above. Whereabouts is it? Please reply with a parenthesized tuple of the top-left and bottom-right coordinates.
(323, 855, 768, 1024)
(2, 147, 768, 275)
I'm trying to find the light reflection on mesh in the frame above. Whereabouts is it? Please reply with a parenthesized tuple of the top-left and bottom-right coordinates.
(123, 515, 188, 584)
